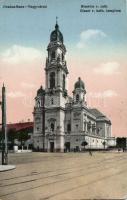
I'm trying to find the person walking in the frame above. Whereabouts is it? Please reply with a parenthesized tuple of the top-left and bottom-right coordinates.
(89, 150, 92, 156)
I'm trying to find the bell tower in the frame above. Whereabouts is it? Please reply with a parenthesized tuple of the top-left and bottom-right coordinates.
(73, 77, 87, 105)
(44, 20, 69, 152)
(45, 20, 68, 97)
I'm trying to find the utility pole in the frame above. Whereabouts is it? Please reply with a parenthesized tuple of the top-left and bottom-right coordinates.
(42, 90, 45, 152)
(1, 84, 8, 165)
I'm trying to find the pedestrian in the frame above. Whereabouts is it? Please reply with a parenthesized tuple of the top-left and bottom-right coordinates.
(89, 150, 92, 156)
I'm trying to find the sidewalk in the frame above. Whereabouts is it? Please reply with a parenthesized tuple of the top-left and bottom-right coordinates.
(0, 165, 16, 172)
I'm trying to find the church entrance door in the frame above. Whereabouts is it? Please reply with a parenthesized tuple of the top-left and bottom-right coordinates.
(65, 142, 70, 152)
(50, 142, 54, 152)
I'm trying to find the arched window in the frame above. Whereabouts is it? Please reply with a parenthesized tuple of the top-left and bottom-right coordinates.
(67, 124, 71, 132)
(63, 74, 65, 90)
(76, 124, 78, 130)
(76, 94, 79, 102)
(51, 123, 54, 132)
(51, 98, 54, 105)
(51, 51, 55, 59)
(50, 72, 55, 88)
(84, 121, 86, 131)
(36, 127, 40, 131)
(88, 121, 91, 131)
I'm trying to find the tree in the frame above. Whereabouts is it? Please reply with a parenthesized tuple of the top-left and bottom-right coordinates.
(16, 128, 31, 147)
(0, 128, 17, 150)
(116, 137, 126, 150)
(8, 128, 17, 147)
(102, 141, 106, 149)
(81, 141, 88, 150)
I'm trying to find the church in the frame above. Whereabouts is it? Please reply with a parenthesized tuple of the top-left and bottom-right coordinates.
(33, 21, 112, 152)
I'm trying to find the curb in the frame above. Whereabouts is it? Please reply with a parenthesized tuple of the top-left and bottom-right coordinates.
(0, 165, 16, 172)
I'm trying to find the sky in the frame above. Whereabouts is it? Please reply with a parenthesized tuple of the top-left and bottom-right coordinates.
(0, 0, 127, 137)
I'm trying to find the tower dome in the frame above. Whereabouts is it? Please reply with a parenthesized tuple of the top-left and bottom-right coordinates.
(74, 77, 85, 90)
(50, 22, 63, 43)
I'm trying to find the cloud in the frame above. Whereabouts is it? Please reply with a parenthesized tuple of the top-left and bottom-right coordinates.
(88, 90, 118, 98)
(21, 82, 37, 89)
(0, 45, 42, 64)
(93, 62, 120, 75)
(77, 29, 107, 48)
(103, 90, 118, 98)
(7, 91, 26, 98)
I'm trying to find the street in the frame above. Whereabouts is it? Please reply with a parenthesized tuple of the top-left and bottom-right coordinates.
(0, 152, 127, 200)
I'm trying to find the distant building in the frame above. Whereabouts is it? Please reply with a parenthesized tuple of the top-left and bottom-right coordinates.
(33, 22, 112, 152)
(7, 122, 33, 132)
(0, 122, 33, 149)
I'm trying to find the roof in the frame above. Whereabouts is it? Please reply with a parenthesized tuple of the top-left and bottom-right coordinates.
(50, 22, 63, 43)
(89, 108, 105, 118)
(7, 122, 33, 131)
(89, 108, 111, 124)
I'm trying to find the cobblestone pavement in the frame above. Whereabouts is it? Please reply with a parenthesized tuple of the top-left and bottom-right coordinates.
(0, 152, 127, 200)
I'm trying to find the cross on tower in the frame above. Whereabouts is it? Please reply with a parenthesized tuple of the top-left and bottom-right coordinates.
(56, 16, 58, 24)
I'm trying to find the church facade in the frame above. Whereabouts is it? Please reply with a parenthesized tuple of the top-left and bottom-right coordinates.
(33, 22, 112, 152)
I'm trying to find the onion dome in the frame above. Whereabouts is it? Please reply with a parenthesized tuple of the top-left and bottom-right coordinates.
(37, 86, 45, 96)
(50, 22, 63, 43)
(74, 77, 85, 90)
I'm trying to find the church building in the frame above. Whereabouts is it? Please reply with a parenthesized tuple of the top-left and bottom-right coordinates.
(33, 21, 112, 152)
